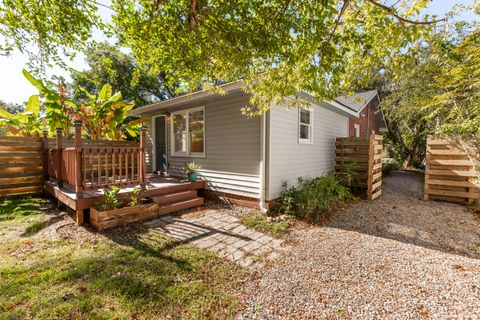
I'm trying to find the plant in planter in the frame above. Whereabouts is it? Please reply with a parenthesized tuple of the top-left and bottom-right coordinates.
(99, 185, 122, 211)
(129, 187, 140, 207)
(90, 185, 159, 230)
(183, 162, 201, 182)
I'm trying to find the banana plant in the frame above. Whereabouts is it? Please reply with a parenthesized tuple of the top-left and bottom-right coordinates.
(0, 95, 44, 136)
(77, 84, 143, 140)
(23, 69, 76, 137)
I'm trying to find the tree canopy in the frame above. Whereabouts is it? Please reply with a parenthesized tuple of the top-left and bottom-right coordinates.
(112, 0, 441, 115)
(71, 42, 178, 106)
(1, 0, 443, 113)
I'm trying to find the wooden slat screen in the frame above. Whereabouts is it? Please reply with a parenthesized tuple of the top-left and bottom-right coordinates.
(424, 136, 479, 204)
(335, 134, 383, 200)
(0, 136, 44, 196)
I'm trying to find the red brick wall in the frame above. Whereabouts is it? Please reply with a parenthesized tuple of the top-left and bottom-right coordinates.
(348, 102, 379, 138)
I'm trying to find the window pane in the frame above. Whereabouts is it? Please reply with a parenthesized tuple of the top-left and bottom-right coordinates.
(173, 112, 187, 153)
(300, 124, 309, 140)
(300, 109, 310, 124)
(189, 110, 204, 153)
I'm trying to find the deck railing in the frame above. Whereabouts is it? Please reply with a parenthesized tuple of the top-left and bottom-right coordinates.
(45, 120, 146, 193)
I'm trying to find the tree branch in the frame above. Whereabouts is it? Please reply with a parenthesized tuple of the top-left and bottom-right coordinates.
(365, 0, 446, 25)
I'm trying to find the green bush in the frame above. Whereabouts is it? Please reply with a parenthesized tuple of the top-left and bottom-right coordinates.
(278, 174, 354, 220)
(382, 162, 400, 177)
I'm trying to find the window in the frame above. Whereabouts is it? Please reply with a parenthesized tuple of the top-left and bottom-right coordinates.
(299, 108, 312, 143)
(171, 107, 205, 156)
(354, 124, 360, 137)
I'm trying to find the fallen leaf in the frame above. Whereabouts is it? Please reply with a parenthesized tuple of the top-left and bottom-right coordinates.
(3, 305, 16, 311)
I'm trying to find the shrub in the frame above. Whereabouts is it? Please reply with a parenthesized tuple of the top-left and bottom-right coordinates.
(382, 162, 400, 177)
(278, 174, 354, 220)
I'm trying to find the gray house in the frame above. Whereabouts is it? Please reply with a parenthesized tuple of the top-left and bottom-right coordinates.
(129, 82, 366, 210)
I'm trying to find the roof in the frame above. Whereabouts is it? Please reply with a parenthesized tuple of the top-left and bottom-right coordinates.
(335, 90, 378, 113)
(129, 85, 381, 122)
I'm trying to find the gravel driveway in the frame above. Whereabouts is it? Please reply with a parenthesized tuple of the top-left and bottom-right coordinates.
(238, 171, 480, 319)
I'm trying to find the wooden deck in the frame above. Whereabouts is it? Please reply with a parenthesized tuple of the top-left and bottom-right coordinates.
(44, 174, 205, 211)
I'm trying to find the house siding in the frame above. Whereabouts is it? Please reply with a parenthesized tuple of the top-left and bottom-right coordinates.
(144, 93, 262, 199)
(267, 102, 349, 200)
(348, 101, 379, 138)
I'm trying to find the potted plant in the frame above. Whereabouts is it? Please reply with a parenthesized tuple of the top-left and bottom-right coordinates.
(90, 186, 159, 230)
(184, 162, 201, 182)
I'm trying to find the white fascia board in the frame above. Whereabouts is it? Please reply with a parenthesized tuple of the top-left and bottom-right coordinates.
(129, 81, 243, 116)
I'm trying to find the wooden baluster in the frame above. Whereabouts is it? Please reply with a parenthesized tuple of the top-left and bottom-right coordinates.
(105, 149, 109, 186)
(90, 148, 94, 189)
(97, 148, 101, 187)
(83, 148, 87, 189)
(119, 151, 123, 185)
(125, 148, 129, 185)
(131, 149, 134, 184)
(112, 149, 116, 184)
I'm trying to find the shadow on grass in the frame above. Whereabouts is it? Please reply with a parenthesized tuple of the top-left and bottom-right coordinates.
(0, 197, 51, 221)
(1, 229, 241, 319)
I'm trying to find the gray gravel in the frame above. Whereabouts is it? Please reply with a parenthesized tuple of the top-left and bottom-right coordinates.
(238, 171, 480, 319)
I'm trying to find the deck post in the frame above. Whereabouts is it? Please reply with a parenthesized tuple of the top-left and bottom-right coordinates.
(74, 117, 84, 195)
(56, 128, 63, 187)
(76, 209, 84, 226)
(140, 126, 147, 189)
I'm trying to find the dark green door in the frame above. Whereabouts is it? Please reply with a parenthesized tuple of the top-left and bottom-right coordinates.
(155, 116, 167, 172)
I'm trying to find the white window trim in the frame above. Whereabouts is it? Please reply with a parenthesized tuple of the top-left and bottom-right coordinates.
(170, 106, 206, 157)
(298, 108, 313, 144)
(354, 124, 360, 137)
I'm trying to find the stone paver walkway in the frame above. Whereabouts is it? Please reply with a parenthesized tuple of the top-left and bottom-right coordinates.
(144, 210, 290, 268)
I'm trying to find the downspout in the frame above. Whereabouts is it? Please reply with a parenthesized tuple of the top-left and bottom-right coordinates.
(259, 112, 268, 213)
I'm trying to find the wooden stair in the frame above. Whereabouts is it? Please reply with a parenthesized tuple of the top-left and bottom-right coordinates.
(150, 182, 204, 216)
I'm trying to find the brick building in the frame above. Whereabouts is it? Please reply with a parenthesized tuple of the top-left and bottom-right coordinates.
(335, 90, 387, 138)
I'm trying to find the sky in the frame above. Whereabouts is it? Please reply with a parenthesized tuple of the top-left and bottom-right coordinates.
(0, 0, 478, 105)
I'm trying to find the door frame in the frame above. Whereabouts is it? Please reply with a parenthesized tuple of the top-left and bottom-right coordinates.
(151, 114, 168, 172)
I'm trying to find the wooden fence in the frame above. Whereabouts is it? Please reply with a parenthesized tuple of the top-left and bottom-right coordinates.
(424, 136, 479, 204)
(335, 133, 383, 200)
(0, 136, 44, 196)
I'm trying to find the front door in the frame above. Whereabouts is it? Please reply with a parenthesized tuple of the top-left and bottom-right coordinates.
(155, 116, 167, 173)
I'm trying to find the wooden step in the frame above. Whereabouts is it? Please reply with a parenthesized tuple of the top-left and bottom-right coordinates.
(158, 197, 204, 216)
(152, 190, 198, 205)
(142, 180, 205, 198)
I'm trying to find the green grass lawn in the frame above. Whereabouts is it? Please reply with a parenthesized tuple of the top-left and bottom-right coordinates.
(0, 198, 245, 320)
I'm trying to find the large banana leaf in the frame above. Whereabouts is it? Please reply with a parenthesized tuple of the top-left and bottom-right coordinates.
(25, 95, 40, 114)
(97, 84, 112, 101)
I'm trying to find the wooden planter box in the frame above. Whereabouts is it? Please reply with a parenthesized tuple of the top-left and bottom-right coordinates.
(90, 202, 158, 230)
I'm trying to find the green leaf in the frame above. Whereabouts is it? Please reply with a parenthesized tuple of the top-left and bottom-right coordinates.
(25, 95, 40, 114)
(98, 84, 112, 101)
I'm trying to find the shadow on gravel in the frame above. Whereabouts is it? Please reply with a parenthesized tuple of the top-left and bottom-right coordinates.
(326, 171, 480, 259)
